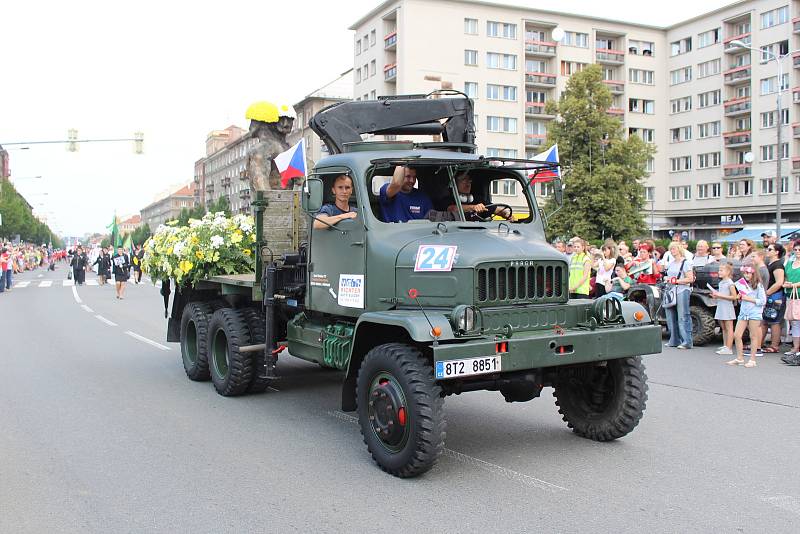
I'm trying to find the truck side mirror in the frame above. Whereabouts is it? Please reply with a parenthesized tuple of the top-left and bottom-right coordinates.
(552, 177, 564, 207)
(301, 177, 324, 213)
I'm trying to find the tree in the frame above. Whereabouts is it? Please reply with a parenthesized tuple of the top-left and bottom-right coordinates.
(542, 65, 655, 241)
(0, 182, 60, 245)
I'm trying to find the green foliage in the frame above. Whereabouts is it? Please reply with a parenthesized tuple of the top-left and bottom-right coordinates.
(543, 65, 655, 241)
(0, 182, 61, 246)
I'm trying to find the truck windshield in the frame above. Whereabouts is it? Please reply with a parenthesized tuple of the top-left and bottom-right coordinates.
(367, 163, 539, 224)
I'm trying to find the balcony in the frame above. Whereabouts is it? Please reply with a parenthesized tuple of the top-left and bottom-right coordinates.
(525, 40, 557, 57)
(723, 33, 750, 53)
(239, 169, 248, 181)
(794, 53, 800, 69)
(205, 184, 215, 193)
(221, 176, 231, 187)
(525, 72, 557, 87)
(723, 97, 751, 116)
(525, 134, 546, 148)
(793, 157, 800, 173)
(601, 79, 625, 94)
(794, 17, 800, 33)
(384, 31, 397, 50)
(238, 206, 249, 215)
(723, 130, 752, 147)
(794, 87, 800, 104)
(239, 189, 251, 200)
(607, 108, 624, 120)
(525, 102, 555, 118)
(723, 164, 752, 178)
(794, 123, 800, 138)
(595, 49, 625, 64)
(384, 63, 397, 82)
(723, 65, 751, 85)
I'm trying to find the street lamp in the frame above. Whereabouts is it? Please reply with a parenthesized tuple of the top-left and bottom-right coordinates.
(730, 39, 800, 238)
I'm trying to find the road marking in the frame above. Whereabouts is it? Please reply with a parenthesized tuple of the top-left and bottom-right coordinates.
(63, 279, 74, 286)
(71, 285, 82, 304)
(651, 381, 800, 410)
(86, 280, 98, 286)
(81, 304, 94, 313)
(327, 410, 567, 492)
(37, 274, 43, 278)
(762, 495, 800, 516)
(95, 315, 117, 327)
(38, 281, 52, 287)
(124, 331, 170, 351)
(15, 281, 30, 288)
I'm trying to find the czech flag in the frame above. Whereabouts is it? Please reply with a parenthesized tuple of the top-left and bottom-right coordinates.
(274, 139, 307, 189)
(528, 144, 559, 184)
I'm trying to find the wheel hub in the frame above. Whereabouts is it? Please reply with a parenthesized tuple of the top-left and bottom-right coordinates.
(368, 376, 408, 450)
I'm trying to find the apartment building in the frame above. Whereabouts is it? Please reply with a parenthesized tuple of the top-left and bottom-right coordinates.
(350, 0, 800, 239)
(140, 183, 195, 231)
(194, 125, 257, 214)
(292, 69, 353, 164)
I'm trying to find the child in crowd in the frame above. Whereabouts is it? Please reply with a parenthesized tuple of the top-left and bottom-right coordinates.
(604, 265, 632, 300)
(711, 262, 737, 355)
(729, 265, 766, 368)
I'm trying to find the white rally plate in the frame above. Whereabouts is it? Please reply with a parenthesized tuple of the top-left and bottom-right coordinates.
(435, 355, 501, 380)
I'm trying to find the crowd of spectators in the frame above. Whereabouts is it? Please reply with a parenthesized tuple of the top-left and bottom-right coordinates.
(553, 229, 800, 367)
(0, 242, 66, 293)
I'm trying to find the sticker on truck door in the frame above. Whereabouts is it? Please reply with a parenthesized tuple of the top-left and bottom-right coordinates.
(338, 274, 364, 308)
(414, 245, 457, 272)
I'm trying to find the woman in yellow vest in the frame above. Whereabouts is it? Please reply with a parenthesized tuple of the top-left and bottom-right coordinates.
(569, 237, 592, 299)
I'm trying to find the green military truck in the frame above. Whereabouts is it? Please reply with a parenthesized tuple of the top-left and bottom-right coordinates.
(165, 94, 662, 477)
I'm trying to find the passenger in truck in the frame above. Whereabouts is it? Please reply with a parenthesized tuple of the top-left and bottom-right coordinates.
(314, 174, 358, 230)
(378, 166, 433, 222)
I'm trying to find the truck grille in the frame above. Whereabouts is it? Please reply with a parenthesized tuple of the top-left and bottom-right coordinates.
(476, 262, 566, 305)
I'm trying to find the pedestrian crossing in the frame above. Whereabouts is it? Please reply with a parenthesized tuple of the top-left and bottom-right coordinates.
(8, 279, 161, 289)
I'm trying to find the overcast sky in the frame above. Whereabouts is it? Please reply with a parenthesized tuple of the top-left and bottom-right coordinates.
(1, 0, 736, 237)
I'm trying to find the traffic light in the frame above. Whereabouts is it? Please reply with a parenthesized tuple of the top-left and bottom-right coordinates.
(134, 131, 144, 154)
(67, 129, 78, 152)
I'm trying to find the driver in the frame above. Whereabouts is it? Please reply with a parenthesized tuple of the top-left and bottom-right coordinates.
(313, 175, 358, 229)
(445, 172, 512, 220)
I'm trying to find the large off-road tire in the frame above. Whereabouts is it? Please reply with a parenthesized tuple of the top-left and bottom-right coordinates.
(356, 343, 446, 478)
(240, 307, 270, 394)
(208, 308, 254, 397)
(554, 357, 648, 441)
(180, 302, 213, 381)
(690, 305, 717, 346)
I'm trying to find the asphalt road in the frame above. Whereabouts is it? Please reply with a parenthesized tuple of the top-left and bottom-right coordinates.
(2, 265, 799, 533)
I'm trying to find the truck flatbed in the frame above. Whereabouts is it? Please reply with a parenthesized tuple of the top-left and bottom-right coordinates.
(208, 273, 256, 287)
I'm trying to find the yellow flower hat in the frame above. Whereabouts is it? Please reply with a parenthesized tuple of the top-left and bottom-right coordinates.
(245, 101, 279, 123)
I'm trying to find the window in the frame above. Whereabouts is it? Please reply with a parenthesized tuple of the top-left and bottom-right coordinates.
(355, 68, 361, 83)
(645, 187, 654, 201)
(526, 59, 548, 73)
(697, 28, 720, 48)
(670, 126, 692, 143)
(697, 183, 721, 199)
(491, 180, 518, 196)
(486, 116, 517, 133)
(487, 21, 517, 39)
(527, 90, 546, 103)
(526, 29, 546, 41)
(629, 128, 655, 143)
(486, 147, 518, 158)
(629, 99, 655, 114)
(370, 30, 376, 46)
(355, 39, 361, 55)
(563, 31, 589, 48)
(697, 90, 721, 108)
(761, 6, 789, 29)
(670, 96, 692, 114)
(760, 74, 789, 95)
(761, 40, 789, 61)
(645, 158, 655, 173)
(628, 39, 654, 56)
(464, 82, 478, 98)
(670, 186, 692, 201)
(487, 52, 516, 70)
(465, 49, 478, 66)
(727, 180, 753, 197)
(697, 59, 721, 78)
(486, 84, 517, 101)
(629, 68, 654, 85)
(670, 66, 692, 85)
(760, 108, 790, 128)
(538, 182, 555, 197)
(698, 152, 721, 169)
(670, 37, 692, 56)
(761, 177, 789, 195)
(464, 18, 478, 35)
(370, 60, 376, 77)
(560, 61, 586, 76)
(370, 90, 376, 100)
(761, 143, 790, 161)
(525, 120, 547, 135)
(670, 156, 692, 172)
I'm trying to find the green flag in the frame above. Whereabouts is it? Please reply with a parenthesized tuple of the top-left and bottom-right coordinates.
(122, 233, 132, 252)
(107, 213, 120, 248)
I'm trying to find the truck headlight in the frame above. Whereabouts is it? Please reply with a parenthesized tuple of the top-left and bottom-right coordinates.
(452, 305, 481, 335)
(592, 296, 623, 325)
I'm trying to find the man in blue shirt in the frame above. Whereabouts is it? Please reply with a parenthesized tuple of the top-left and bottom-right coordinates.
(314, 174, 358, 230)
(379, 166, 433, 223)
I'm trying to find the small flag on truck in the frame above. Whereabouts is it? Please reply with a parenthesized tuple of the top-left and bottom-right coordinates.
(529, 144, 559, 184)
(275, 139, 307, 189)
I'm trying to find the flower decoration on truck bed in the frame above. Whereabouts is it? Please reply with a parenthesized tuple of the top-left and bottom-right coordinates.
(141, 212, 256, 287)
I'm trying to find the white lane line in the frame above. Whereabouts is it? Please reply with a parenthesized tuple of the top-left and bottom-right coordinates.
(37, 274, 43, 278)
(124, 331, 170, 351)
(81, 304, 94, 313)
(327, 410, 567, 492)
(38, 281, 52, 287)
(95, 315, 117, 327)
(71, 285, 82, 303)
(15, 281, 30, 288)
(63, 279, 74, 286)
(86, 280, 98, 286)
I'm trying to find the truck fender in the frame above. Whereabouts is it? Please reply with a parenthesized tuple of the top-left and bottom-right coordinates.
(625, 284, 659, 322)
(340, 310, 455, 412)
(619, 299, 652, 324)
(692, 293, 717, 308)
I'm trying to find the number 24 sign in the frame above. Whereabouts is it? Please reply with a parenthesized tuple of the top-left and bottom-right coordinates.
(414, 245, 457, 272)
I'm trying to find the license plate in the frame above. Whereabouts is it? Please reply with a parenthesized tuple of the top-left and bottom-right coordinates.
(435, 356, 501, 379)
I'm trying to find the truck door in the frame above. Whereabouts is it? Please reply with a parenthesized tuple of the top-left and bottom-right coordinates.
(307, 172, 367, 318)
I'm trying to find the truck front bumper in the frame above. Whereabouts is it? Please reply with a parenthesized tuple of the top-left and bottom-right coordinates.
(432, 324, 662, 375)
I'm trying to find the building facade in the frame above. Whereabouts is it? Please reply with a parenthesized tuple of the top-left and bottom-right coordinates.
(119, 214, 141, 234)
(140, 184, 195, 231)
(293, 69, 353, 164)
(350, 0, 800, 239)
(195, 126, 255, 214)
